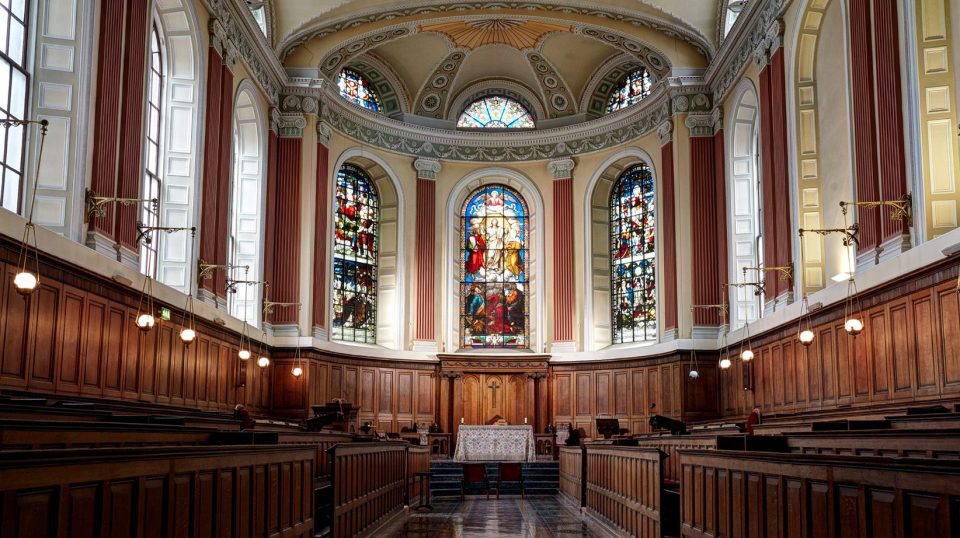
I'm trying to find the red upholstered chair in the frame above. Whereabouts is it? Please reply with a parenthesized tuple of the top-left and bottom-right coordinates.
(496, 462, 524, 499)
(461, 463, 490, 500)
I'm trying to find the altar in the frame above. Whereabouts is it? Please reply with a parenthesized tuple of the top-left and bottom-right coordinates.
(453, 425, 537, 461)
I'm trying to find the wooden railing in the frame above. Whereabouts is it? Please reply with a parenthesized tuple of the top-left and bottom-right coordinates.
(677, 449, 960, 538)
(407, 445, 431, 506)
(783, 429, 960, 459)
(559, 445, 585, 508)
(0, 445, 315, 537)
(277, 431, 353, 481)
(585, 446, 662, 538)
(329, 442, 409, 538)
(630, 434, 718, 483)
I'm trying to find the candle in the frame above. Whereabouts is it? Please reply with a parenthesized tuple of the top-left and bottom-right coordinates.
(524, 417, 528, 424)
(460, 417, 464, 424)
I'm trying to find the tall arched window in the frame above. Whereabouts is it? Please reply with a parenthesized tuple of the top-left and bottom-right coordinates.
(333, 164, 380, 343)
(457, 96, 535, 129)
(728, 84, 763, 327)
(337, 68, 382, 112)
(140, 24, 164, 277)
(606, 68, 652, 113)
(0, 0, 29, 212)
(610, 164, 656, 344)
(228, 88, 264, 326)
(460, 185, 529, 348)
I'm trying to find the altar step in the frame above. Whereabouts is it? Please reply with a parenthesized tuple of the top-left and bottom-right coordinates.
(429, 461, 559, 496)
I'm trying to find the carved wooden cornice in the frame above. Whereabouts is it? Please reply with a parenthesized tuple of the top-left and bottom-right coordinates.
(438, 354, 550, 373)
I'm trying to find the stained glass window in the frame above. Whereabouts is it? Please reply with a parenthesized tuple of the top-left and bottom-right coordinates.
(333, 164, 379, 344)
(337, 69, 381, 112)
(457, 96, 535, 129)
(460, 185, 529, 348)
(250, 4, 268, 36)
(610, 164, 656, 344)
(606, 68, 653, 113)
(0, 0, 29, 212)
(140, 25, 163, 278)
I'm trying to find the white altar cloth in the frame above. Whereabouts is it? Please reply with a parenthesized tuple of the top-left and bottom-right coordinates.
(453, 425, 536, 462)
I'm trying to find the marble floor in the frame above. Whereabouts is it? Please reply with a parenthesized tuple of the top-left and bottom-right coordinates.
(376, 496, 608, 537)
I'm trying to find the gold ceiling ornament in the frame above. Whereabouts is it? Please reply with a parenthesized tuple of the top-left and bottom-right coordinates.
(418, 19, 571, 50)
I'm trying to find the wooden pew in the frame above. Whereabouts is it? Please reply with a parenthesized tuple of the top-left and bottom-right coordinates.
(406, 445, 431, 508)
(584, 445, 662, 538)
(0, 419, 216, 449)
(0, 444, 315, 537)
(275, 431, 353, 482)
(328, 442, 411, 538)
(629, 434, 719, 484)
(677, 449, 960, 538)
(783, 429, 960, 459)
(559, 445, 585, 510)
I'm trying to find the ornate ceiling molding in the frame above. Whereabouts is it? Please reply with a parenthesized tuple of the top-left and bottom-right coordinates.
(345, 53, 411, 116)
(276, 1, 714, 62)
(704, 0, 786, 104)
(414, 50, 469, 119)
(207, 0, 286, 104)
(418, 19, 572, 50)
(445, 79, 548, 123)
(307, 78, 711, 162)
(579, 53, 644, 117)
(525, 51, 577, 117)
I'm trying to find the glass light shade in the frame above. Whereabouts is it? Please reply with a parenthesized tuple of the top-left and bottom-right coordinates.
(844, 318, 864, 335)
(740, 349, 754, 362)
(719, 357, 732, 370)
(798, 330, 815, 345)
(179, 328, 196, 343)
(13, 271, 37, 293)
(688, 369, 699, 380)
(238, 349, 251, 360)
(292, 366, 303, 377)
(136, 314, 156, 331)
(257, 356, 270, 368)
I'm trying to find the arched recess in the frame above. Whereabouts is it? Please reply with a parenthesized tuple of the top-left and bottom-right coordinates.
(444, 168, 544, 353)
(582, 148, 660, 351)
(345, 54, 410, 117)
(446, 81, 547, 123)
(727, 80, 763, 328)
(227, 83, 266, 327)
(792, 0, 856, 293)
(579, 54, 647, 117)
(152, 0, 204, 293)
(328, 148, 405, 351)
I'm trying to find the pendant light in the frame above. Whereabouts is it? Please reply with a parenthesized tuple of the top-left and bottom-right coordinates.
(739, 318, 754, 362)
(238, 267, 252, 360)
(12, 119, 49, 295)
(256, 328, 270, 368)
(719, 323, 732, 370)
(797, 295, 815, 346)
(843, 277, 864, 336)
(179, 294, 197, 344)
(135, 274, 156, 332)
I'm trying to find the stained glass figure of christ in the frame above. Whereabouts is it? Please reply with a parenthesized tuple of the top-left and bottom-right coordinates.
(610, 164, 657, 343)
(332, 164, 379, 343)
(460, 185, 529, 348)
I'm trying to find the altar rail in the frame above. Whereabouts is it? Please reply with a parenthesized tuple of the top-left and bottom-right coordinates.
(678, 449, 960, 538)
(0, 444, 315, 537)
(559, 446, 585, 508)
(585, 446, 662, 538)
(329, 442, 424, 538)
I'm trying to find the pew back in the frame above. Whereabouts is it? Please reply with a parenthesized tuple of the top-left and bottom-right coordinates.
(678, 449, 960, 538)
(585, 446, 662, 538)
(559, 446, 585, 508)
(0, 445, 315, 538)
(329, 442, 408, 538)
(275, 431, 353, 481)
(785, 429, 960, 459)
(630, 434, 718, 483)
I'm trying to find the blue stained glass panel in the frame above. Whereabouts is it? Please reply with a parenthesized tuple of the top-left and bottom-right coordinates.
(457, 96, 535, 129)
(460, 185, 529, 348)
(337, 68, 382, 112)
(610, 164, 657, 343)
(607, 68, 653, 113)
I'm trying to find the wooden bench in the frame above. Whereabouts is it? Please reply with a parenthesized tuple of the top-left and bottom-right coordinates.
(559, 445, 585, 509)
(0, 444, 315, 537)
(677, 449, 960, 537)
(784, 429, 960, 459)
(629, 434, 719, 484)
(584, 445, 662, 538)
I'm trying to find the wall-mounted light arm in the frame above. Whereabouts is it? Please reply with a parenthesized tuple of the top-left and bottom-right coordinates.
(724, 281, 765, 297)
(225, 278, 266, 294)
(84, 189, 159, 223)
(798, 223, 860, 248)
(839, 193, 913, 227)
(196, 260, 250, 283)
(135, 224, 196, 248)
(742, 264, 793, 282)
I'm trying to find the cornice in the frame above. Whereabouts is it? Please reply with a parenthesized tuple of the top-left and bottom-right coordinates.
(276, 1, 714, 62)
(207, 0, 287, 105)
(704, 0, 786, 105)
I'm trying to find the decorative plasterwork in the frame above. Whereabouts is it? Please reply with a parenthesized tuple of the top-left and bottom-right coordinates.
(685, 113, 715, 137)
(414, 158, 443, 179)
(276, 1, 714, 61)
(344, 54, 410, 116)
(280, 94, 320, 115)
(317, 120, 332, 145)
(525, 51, 577, 116)
(711, 107, 723, 134)
(705, 0, 785, 104)
(320, 25, 415, 78)
(414, 50, 468, 119)
(580, 54, 645, 117)
(276, 111, 307, 137)
(208, 0, 286, 104)
(446, 80, 547, 123)
(573, 26, 670, 79)
(418, 19, 572, 50)
(657, 120, 673, 145)
(437, 353, 550, 373)
(548, 158, 575, 179)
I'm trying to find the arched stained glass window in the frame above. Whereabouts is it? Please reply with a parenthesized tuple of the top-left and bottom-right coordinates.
(333, 164, 380, 343)
(457, 96, 535, 129)
(610, 164, 656, 344)
(337, 68, 382, 112)
(606, 68, 653, 113)
(460, 185, 529, 348)
(140, 24, 164, 277)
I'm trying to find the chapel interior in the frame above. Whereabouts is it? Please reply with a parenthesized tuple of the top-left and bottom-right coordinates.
(0, 0, 959, 536)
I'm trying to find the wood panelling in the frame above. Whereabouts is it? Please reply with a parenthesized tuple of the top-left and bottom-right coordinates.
(719, 266, 960, 419)
(585, 446, 661, 537)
